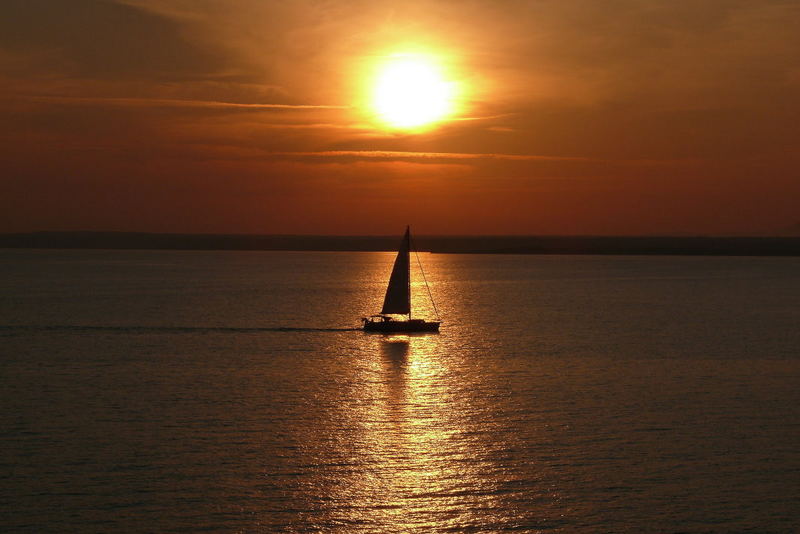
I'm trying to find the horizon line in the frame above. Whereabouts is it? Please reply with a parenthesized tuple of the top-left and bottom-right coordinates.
(3, 230, 798, 239)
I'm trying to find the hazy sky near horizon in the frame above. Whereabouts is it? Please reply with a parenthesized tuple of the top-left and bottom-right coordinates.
(2, 0, 799, 235)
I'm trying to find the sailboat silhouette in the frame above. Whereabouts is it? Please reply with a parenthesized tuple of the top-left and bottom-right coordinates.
(362, 226, 441, 332)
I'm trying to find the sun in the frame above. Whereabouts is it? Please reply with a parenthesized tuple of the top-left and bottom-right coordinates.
(371, 54, 456, 130)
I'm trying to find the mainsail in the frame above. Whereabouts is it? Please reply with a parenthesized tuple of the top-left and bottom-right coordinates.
(380, 226, 411, 315)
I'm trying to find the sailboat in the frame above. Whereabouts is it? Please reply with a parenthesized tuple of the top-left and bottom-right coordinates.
(362, 226, 441, 333)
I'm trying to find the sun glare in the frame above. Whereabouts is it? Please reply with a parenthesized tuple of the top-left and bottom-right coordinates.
(371, 55, 456, 130)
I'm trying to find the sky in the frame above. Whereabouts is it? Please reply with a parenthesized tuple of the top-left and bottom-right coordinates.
(2, 0, 799, 236)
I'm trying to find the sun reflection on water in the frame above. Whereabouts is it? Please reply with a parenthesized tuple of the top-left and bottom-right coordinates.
(296, 252, 554, 530)
(311, 332, 521, 531)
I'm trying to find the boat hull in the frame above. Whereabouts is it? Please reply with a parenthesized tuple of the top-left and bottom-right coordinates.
(363, 319, 440, 333)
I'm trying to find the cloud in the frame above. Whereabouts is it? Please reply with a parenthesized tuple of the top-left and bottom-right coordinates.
(0, 0, 237, 81)
(18, 95, 347, 110)
(260, 150, 595, 163)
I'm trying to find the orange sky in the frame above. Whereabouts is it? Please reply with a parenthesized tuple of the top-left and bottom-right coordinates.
(2, 0, 799, 235)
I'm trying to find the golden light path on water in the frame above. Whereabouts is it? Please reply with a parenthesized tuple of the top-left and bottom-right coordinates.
(299, 252, 549, 530)
(320, 333, 521, 529)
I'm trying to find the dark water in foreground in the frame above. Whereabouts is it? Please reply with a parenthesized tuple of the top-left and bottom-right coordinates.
(1, 250, 799, 532)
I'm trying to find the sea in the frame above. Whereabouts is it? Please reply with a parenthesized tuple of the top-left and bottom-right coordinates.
(1, 249, 799, 532)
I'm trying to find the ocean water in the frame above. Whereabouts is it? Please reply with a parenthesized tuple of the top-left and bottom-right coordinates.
(1, 249, 799, 532)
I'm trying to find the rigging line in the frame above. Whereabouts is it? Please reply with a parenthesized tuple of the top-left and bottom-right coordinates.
(407, 228, 411, 320)
(411, 234, 441, 321)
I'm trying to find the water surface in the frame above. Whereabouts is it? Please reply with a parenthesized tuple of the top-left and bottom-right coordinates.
(1, 250, 799, 532)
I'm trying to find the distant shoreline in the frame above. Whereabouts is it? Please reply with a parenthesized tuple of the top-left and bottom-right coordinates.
(2, 231, 800, 256)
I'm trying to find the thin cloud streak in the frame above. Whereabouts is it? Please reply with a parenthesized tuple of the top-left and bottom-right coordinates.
(19, 95, 348, 110)
(268, 150, 592, 162)
(262, 150, 695, 166)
